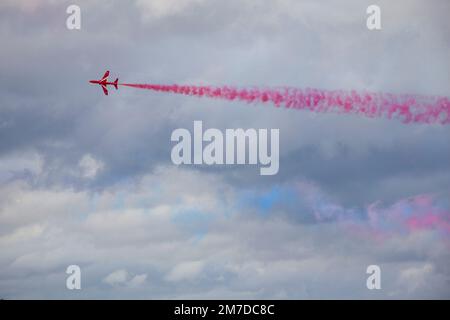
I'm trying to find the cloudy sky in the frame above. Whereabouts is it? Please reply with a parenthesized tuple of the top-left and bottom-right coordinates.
(0, 0, 449, 299)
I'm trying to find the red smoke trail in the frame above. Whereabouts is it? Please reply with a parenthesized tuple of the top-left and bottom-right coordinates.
(120, 83, 450, 124)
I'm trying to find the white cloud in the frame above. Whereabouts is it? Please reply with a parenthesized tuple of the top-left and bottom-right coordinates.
(136, 0, 207, 20)
(103, 269, 148, 288)
(103, 269, 129, 286)
(129, 274, 148, 287)
(165, 260, 205, 282)
(0, 151, 43, 183)
(79, 154, 104, 179)
(398, 263, 434, 294)
(0, 181, 88, 228)
(0, 165, 449, 298)
(0, 224, 45, 246)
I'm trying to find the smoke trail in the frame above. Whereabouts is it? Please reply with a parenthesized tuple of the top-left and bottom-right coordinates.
(120, 83, 450, 124)
(294, 182, 450, 240)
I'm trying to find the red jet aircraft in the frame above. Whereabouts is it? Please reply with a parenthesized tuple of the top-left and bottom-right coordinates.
(89, 71, 118, 95)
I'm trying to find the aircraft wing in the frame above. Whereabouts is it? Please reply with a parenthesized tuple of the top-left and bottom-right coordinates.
(101, 70, 110, 82)
(101, 84, 108, 96)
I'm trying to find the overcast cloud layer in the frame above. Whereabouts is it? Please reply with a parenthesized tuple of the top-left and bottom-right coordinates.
(0, 0, 449, 299)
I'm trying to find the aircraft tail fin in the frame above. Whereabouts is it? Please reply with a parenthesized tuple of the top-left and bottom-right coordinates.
(113, 78, 118, 89)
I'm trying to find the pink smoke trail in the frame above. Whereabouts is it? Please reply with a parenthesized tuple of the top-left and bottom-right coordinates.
(120, 83, 450, 124)
(296, 181, 450, 240)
